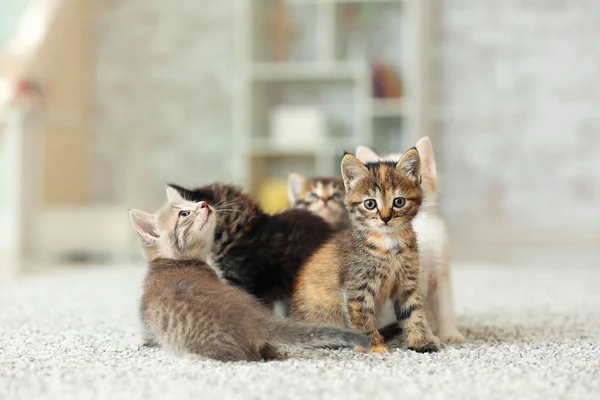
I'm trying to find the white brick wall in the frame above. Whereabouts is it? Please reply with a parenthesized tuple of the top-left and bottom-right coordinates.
(437, 0, 600, 232)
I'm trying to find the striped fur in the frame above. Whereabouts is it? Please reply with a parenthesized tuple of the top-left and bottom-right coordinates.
(292, 149, 440, 353)
(356, 138, 465, 344)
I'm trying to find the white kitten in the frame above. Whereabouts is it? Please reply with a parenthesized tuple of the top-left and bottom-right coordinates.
(356, 137, 465, 344)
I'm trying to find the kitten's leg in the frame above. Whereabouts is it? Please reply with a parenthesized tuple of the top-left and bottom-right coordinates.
(430, 268, 464, 344)
(424, 299, 438, 335)
(193, 343, 262, 362)
(185, 353, 205, 361)
(419, 265, 438, 334)
(259, 342, 283, 360)
(393, 282, 440, 353)
(343, 281, 387, 354)
(139, 324, 159, 348)
(185, 350, 261, 362)
(186, 326, 261, 361)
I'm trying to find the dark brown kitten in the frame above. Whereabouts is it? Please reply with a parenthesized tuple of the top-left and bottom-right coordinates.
(129, 189, 370, 361)
(168, 183, 334, 311)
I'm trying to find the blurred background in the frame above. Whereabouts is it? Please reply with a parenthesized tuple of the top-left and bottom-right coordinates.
(0, 0, 598, 276)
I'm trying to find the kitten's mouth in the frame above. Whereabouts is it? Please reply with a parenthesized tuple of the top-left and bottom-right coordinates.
(320, 205, 340, 213)
(376, 224, 395, 233)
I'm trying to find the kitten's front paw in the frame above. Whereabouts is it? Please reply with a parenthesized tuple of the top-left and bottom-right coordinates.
(409, 341, 440, 353)
(138, 335, 159, 348)
(357, 344, 388, 354)
(370, 344, 389, 354)
(408, 334, 440, 353)
(439, 328, 465, 344)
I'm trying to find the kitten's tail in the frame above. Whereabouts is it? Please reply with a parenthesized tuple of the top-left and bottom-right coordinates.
(266, 318, 371, 351)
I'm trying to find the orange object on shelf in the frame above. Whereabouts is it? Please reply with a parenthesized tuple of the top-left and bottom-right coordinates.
(372, 63, 402, 99)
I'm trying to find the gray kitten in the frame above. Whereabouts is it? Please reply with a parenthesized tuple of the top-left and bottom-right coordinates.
(128, 188, 370, 361)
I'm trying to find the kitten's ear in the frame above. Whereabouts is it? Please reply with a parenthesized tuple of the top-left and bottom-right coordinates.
(415, 137, 437, 177)
(167, 183, 189, 199)
(341, 153, 369, 189)
(355, 146, 380, 163)
(287, 173, 305, 202)
(129, 209, 160, 244)
(166, 186, 184, 203)
(396, 147, 421, 184)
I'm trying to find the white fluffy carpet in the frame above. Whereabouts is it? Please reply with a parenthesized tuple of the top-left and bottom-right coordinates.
(1, 263, 599, 400)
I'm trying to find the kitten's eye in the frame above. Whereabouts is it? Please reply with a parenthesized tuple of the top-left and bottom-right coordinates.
(178, 210, 190, 218)
(332, 193, 342, 201)
(363, 199, 377, 210)
(307, 193, 319, 201)
(393, 197, 406, 208)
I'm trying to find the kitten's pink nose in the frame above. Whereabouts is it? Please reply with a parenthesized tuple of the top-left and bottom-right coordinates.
(198, 201, 212, 215)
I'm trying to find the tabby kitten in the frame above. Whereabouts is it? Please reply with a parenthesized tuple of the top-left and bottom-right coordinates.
(287, 173, 347, 230)
(129, 188, 370, 361)
(292, 149, 440, 354)
(356, 137, 465, 343)
(167, 183, 334, 311)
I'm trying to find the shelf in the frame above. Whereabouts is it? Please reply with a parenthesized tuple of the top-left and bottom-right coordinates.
(250, 139, 318, 157)
(250, 62, 363, 82)
(335, 0, 412, 3)
(369, 98, 407, 118)
(234, 0, 428, 191)
(249, 137, 353, 157)
(287, 0, 412, 4)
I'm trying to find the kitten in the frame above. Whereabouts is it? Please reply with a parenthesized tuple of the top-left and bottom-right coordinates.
(287, 173, 347, 230)
(356, 137, 465, 343)
(129, 188, 371, 361)
(291, 149, 440, 354)
(167, 183, 334, 312)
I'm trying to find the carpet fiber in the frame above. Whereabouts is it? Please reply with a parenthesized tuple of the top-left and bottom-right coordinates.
(1, 264, 599, 400)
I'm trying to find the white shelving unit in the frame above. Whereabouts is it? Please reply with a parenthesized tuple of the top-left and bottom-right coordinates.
(232, 0, 431, 195)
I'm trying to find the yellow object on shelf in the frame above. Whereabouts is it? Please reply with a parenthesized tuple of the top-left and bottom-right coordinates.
(257, 178, 288, 214)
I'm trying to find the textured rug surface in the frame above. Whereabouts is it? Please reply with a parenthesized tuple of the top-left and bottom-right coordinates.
(1, 264, 599, 400)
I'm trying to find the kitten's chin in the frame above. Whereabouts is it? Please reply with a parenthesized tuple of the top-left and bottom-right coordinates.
(198, 222, 216, 239)
(197, 213, 215, 233)
(317, 206, 342, 218)
(317, 210, 332, 219)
